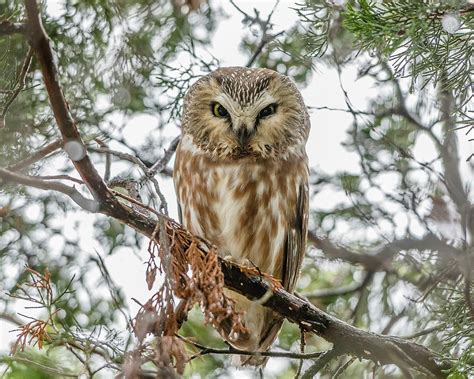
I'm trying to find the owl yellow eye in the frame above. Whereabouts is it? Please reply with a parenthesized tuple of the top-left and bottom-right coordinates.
(258, 103, 277, 119)
(212, 103, 229, 118)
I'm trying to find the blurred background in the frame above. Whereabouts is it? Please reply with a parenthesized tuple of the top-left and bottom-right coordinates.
(0, 0, 473, 377)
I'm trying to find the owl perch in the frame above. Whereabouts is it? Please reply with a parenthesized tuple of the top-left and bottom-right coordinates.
(12, 1, 448, 377)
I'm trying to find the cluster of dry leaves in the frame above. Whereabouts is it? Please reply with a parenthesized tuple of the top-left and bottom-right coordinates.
(12, 268, 57, 353)
(131, 218, 248, 375)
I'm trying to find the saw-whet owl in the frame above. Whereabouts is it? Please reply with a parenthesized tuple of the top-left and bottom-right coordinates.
(173, 67, 310, 365)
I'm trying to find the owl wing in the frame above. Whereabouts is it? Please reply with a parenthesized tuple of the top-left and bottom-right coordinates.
(282, 180, 309, 292)
(177, 201, 183, 224)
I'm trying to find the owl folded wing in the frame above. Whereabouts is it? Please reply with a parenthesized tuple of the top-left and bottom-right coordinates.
(282, 180, 309, 292)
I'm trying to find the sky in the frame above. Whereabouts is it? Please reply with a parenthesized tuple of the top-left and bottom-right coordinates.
(1, 0, 473, 377)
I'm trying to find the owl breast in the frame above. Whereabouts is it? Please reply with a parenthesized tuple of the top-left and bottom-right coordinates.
(174, 134, 306, 280)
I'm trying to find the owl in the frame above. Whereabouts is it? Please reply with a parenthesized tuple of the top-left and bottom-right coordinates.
(173, 67, 310, 365)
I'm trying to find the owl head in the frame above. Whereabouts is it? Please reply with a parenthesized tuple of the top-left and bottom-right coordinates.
(181, 67, 310, 161)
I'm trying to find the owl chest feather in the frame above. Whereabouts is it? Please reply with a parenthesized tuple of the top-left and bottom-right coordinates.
(175, 141, 306, 279)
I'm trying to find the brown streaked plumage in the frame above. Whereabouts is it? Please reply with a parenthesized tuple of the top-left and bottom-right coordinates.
(173, 67, 310, 365)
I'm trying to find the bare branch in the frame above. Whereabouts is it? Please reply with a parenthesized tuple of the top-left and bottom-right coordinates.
(304, 275, 369, 299)
(7, 355, 78, 377)
(246, 30, 284, 68)
(402, 324, 445, 340)
(301, 349, 339, 379)
(0, 312, 23, 326)
(36, 175, 83, 185)
(0, 168, 98, 212)
(147, 135, 180, 177)
(177, 334, 323, 360)
(230, 0, 284, 68)
(88, 146, 149, 173)
(5, 138, 63, 171)
(1, 47, 34, 128)
(309, 231, 464, 272)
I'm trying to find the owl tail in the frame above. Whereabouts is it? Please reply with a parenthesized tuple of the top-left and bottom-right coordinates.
(219, 290, 284, 366)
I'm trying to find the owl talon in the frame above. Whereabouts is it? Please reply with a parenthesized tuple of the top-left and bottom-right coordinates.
(241, 258, 256, 269)
(223, 255, 255, 269)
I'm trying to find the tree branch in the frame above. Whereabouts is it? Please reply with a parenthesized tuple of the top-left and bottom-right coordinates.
(147, 135, 180, 177)
(0, 168, 98, 212)
(1, 47, 34, 128)
(23, 0, 118, 208)
(308, 231, 464, 272)
(177, 334, 323, 360)
(5, 138, 63, 172)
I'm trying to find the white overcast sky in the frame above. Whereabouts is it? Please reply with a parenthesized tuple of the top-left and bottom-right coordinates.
(1, 1, 473, 377)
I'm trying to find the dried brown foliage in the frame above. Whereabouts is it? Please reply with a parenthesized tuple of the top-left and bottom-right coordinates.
(132, 218, 249, 374)
(13, 316, 53, 352)
(11, 267, 58, 353)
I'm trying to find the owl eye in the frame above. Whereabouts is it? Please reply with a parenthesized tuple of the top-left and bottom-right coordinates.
(258, 103, 277, 119)
(212, 103, 229, 118)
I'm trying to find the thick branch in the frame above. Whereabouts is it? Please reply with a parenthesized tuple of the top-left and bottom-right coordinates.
(219, 260, 446, 377)
(23, 0, 117, 208)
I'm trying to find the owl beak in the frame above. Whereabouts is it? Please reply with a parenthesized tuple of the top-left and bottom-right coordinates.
(236, 127, 253, 148)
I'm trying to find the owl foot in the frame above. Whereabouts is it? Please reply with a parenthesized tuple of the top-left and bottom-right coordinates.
(222, 255, 257, 270)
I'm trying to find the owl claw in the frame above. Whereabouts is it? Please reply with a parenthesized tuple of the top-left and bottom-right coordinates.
(223, 255, 257, 271)
(241, 258, 256, 269)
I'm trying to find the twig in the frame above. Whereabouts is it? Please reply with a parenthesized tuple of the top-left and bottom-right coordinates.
(91, 252, 133, 329)
(230, 0, 284, 68)
(333, 356, 356, 379)
(36, 174, 83, 185)
(402, 324, 445, 340)
(94, 139, 111, 182)
(301, 349, 339, 379)
(305, 275, 371, 299)
(6, 355, 78, 377)
(1, 47, 34, 127)
(89, 145, 169, 214)
(0, 312, 23, 326)
(177, 334, 323, 360)
(88, 146, 148, 172)
(246, 30, 284, 68)
(147, 135, 180, 177)
(0, 168, 99, 212)
(6, 138, 63, 171)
